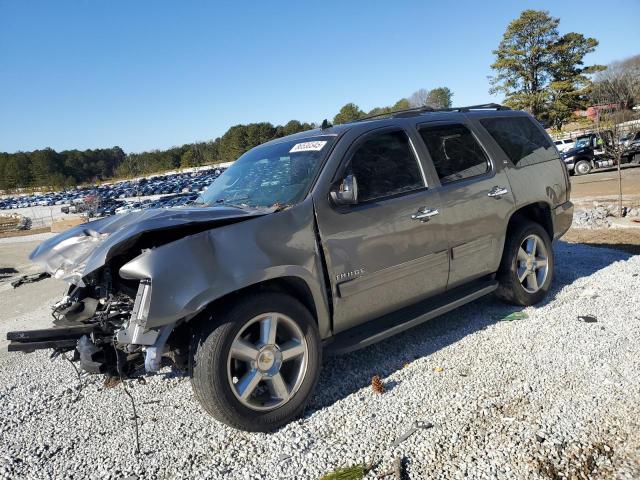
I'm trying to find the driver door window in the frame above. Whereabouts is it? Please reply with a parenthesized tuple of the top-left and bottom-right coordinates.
(347, 130, 424, 202)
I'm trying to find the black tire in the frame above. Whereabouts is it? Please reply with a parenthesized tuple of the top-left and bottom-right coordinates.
(574, 159, 592, 175)
(495, 220, 554, 306)
(190, 292, 321, 432)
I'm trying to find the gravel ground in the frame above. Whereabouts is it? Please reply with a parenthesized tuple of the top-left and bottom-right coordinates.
(1, 242, 639, 479)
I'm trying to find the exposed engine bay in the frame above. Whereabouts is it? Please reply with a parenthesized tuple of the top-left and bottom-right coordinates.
(9, 263, 188, 379)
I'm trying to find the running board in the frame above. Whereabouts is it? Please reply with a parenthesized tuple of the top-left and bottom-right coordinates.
(325, 277, 497, 355)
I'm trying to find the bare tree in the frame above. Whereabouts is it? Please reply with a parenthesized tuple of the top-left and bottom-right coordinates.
(592, 55, 640, 110)
(591, 56, 640, 217)
(408, 88, 429, 108)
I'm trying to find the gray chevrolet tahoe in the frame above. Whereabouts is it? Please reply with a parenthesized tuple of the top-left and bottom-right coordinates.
(8, 104, 573, 432)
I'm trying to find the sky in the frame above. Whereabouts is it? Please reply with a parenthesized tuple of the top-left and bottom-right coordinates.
(1, 0, 639, 154)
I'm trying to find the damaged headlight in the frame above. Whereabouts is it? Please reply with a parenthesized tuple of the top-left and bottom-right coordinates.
(48, 230, 109, 285)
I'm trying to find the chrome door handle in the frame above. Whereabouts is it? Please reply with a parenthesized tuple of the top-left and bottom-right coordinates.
(487, 186, 509, 198)
(411, 207, 439, 221)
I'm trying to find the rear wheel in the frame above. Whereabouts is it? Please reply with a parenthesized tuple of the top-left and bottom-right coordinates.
(190, 292, 321, 432)
(496, 220, 554, 306)
(574, 159, 592, 175)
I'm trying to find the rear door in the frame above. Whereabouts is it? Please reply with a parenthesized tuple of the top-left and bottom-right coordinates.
(415, 120, 515, 288)
(313, 127, 450, 333)
(477, 115, 568, 209)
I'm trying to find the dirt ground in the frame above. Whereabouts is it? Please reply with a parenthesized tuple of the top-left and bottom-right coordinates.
(570, 164, 640, 207)
(0, 227, 50, 239)
(563, 228, 640, 255)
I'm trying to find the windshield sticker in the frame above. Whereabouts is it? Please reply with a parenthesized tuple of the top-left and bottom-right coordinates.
(289, 141, 327, 153)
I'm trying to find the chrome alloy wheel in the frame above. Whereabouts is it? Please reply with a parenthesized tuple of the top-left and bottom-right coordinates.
(227, 313, 308, 411)
(517, 234, 549, 294)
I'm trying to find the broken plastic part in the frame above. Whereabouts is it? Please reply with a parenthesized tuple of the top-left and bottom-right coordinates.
(144, 323, 175, 373)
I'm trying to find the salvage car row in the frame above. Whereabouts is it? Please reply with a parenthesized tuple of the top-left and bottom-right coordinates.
(0, 168, 225, 211)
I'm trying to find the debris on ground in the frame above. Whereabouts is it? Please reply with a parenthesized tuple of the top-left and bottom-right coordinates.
(433, 366, 444, 373)
(0, 267, 19, 280)
(371, 375, 385, 394)
(391, 421, 433, 448)
(277, 453, 291, 463)
(319, 464, 367, 480)
(10, 272, 49, 288)
(376, 456, 406, 479)
(502, 311, 529, 321)
(572, 204, 640, 229)
(578, 314, 598, 323)
(103, 376, 121, 389)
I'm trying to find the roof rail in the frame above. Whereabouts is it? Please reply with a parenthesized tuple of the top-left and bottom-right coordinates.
(353, 103, 510, 123)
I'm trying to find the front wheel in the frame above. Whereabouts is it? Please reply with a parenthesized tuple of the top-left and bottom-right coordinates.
(574, 159, 592, 175)
(496, 220, 554, 306)
(190, 292, 321, 432)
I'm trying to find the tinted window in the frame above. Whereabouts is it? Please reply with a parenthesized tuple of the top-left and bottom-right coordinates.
(347, 130, 423, 202)
(418, 124, 489, 184)
(480, 116, 556, 167)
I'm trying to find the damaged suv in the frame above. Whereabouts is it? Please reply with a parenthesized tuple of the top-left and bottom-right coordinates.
(8, 104, 573, 432)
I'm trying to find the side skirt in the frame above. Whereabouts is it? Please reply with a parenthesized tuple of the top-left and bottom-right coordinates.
(324, 276, 497, 355)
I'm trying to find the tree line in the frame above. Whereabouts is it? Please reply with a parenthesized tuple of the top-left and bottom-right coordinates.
(0, 120, 314, 191)
(332, 86, 453, 125)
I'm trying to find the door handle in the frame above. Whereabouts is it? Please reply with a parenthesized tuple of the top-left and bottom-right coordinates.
(411, 207, 439, 221)
(487, 186, 509, 198)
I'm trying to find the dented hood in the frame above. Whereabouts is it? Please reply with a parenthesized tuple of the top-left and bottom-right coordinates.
(30, 206, 266, 284)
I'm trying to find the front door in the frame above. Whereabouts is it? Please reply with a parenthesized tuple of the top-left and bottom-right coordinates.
(416, 121, 515, 287)
(314, 128, 450, 333)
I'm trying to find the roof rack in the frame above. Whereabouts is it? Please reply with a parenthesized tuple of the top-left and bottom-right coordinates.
(354, 103, 510, 123)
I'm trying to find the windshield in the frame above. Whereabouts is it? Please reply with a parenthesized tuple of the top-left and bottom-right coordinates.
(197, 136, 335, 208)
(574, 137, 591, 148)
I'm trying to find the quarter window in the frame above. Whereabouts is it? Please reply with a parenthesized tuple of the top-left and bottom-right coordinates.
(418, 124, 489, 184)
(347, 130, 424, 202)
(480, 116, 556, 167)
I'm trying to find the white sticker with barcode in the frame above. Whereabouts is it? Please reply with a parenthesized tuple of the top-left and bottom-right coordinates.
(289, 141, 327, 153)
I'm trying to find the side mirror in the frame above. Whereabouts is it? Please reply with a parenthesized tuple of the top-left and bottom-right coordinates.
(330, 174, 358, 206)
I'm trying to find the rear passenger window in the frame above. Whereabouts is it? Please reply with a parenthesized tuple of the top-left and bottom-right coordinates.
(480, 116, 556, 167)
(347, 130, 424, 202)
(418, 124, 489, 185)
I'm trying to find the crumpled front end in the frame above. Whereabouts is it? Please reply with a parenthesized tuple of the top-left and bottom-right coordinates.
(8, 206, 267, 378)
(8, 262, 188, 378)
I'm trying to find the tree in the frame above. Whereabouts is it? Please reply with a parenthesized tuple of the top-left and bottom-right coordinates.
(408, 89, 429, 108)
(591, 58, 640, 218)
(333, 103, 364, 124)
(490, 10, 600, 126)
(591, 55, 640, 110)
(426, 87, 453, 108)
(392, 98, 410, 111)
(407, 88, 453, 109)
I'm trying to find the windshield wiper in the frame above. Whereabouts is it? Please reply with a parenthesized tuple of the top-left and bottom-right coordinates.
(210, 198, 252, 210)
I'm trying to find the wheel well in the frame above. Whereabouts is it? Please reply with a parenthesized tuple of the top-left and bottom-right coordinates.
(508, 203, 553, 239)
(194, 277, 318, 325)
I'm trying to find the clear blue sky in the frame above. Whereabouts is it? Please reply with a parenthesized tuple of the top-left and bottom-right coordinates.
(1, 0, 638, 153)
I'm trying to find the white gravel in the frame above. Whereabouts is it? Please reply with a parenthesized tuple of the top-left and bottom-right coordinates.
(1, 242, 639, 479)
